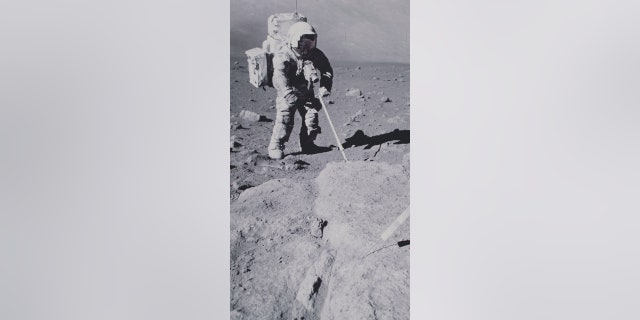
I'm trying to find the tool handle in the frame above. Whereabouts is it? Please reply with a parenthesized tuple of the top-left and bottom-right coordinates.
(318, 96, 349, 162)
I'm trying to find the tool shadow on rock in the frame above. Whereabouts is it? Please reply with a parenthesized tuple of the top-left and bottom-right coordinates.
(342, 129, 410, 150)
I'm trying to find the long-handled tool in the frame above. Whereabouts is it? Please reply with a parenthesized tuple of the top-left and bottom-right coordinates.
(362, 207, 410, 259)
(317, 95, 349, 162)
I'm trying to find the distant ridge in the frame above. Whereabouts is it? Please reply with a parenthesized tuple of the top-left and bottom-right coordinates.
(231, 0, 409, 64)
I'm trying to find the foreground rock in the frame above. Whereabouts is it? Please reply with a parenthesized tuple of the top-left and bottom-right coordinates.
(230, 160, 410, 319)
(239, 110, 262, 122)
(345, 88, 363, 97)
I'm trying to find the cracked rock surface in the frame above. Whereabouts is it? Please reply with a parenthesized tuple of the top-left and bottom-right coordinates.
(230, 161, 409, 319)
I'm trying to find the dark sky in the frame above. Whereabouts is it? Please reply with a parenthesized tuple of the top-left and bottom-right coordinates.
(231, 0, 410, 63)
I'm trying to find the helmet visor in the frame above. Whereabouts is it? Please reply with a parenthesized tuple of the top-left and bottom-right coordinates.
(297, 34, 316, 54)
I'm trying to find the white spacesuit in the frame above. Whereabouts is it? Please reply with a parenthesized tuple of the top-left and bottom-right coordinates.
(268, 21, 334, 160)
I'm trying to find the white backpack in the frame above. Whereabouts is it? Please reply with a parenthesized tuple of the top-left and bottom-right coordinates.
(245, 12, 307, 88)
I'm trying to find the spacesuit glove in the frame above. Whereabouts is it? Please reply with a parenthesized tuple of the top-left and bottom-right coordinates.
(283, 90, 299, 104)
(317, 86, 330, 98)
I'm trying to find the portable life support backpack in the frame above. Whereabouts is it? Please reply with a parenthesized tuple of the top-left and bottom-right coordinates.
(245, 12, 307, 88)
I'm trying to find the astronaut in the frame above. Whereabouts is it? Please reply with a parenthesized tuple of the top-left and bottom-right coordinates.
(268, 21, 334, 160)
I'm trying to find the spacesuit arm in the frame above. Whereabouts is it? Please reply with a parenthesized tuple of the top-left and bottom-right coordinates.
(272, 53, 297, 103)
(314, 50, 334, 93)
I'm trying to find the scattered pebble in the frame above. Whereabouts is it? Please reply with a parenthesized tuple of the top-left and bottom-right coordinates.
(230, 135, 243, 148)
(311, 218, 326, 238)
(355, 66, 361, 70)
(231, 122, 245, 130)
(239, 110, 261, 122)
(381, 96, 391, 103)
(345, 88, 362, 97)
(345, 109, 365, 125)
(244, 153, 271, 166)
(231, 180, 253, 191)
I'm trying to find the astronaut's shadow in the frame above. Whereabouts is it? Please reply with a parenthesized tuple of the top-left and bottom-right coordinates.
(290, 144, 334, 156)
(342, 129, 410, 150)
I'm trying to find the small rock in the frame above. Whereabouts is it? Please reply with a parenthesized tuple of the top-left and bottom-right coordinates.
(381, 96, 391, 102)
(234, 61, 239, 65)
(345, 88, 362, 97)
(233, 79, 239, 82)
(356, 65, 361, 70)
(282, 159, 306, 170)
(373, 76, 380, 80)
(230, 122, 245, 130)
(244, 153, 272, 166)
(239, 110, 261, 122)
(238, 149, 258, 156)
(249, 98, 256, 102)
(230, 135, 242, 148)
(311, 218, 326, 238)
(283, 163, 304, 171)
(328, 100, 334, 104)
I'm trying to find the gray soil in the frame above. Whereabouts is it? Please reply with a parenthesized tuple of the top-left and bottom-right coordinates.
(230, 56, 410, 319)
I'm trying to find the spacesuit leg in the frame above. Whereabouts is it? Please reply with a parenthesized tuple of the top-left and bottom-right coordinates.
(269, 96, 296, 153)
(298, 99, 322, 149)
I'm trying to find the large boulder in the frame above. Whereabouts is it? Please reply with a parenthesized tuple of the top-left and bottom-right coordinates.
(230, 161, 410, 319)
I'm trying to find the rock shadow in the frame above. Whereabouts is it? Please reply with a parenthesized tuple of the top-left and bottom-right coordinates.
(342, 129, 410, 149)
